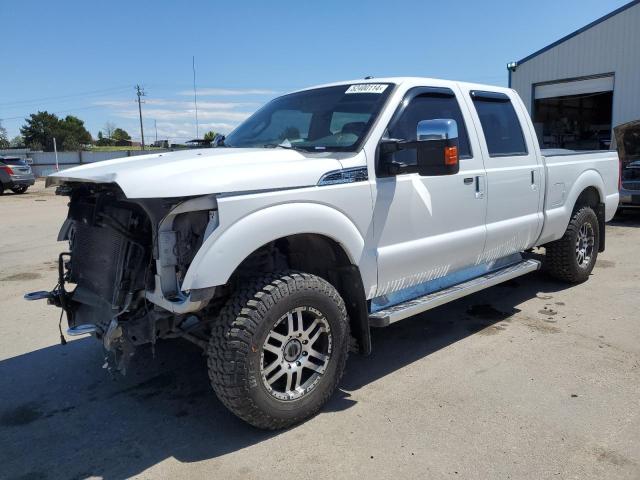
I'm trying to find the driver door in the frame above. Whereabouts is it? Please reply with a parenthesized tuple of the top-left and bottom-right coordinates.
(372, 86, 488, 298)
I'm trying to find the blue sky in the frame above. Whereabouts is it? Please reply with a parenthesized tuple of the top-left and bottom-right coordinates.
(0, 0, 630, 143)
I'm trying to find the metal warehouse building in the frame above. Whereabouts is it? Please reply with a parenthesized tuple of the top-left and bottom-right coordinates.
(508, 0, 640, 150)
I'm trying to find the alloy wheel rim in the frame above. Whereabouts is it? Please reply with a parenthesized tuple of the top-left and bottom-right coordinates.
(260, 306, 332, 401)
(575, 222, 595, 268)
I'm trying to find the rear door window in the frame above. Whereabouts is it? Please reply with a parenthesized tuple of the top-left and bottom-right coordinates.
(471, 91, 528, 157)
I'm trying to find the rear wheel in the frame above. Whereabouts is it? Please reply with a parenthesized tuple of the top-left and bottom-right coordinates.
(545, 206, 599, 283)
(11, 185, 28, 194)
(207, 271, 349, 429)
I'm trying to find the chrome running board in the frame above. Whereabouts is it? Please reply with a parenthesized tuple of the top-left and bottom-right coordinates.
(369, 259, 541, 327)
(67, 324, 98, 336)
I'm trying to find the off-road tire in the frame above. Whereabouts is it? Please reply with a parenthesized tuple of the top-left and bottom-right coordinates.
(207, 271, 349, 429)
(11, 185, 28, 194)
(545, 206, 599, 283)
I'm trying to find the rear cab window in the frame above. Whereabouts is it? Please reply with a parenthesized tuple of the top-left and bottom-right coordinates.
(470, 91, 528, 157)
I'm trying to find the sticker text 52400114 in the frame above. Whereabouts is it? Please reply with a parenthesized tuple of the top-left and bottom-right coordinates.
(345, 84, 388, 94)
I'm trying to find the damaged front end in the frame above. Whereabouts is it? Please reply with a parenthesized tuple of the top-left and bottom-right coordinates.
(26, 182, 219, 373)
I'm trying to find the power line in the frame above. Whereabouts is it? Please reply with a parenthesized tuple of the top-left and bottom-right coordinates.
(0, 86, 131, 108)
(0, 104, 107, 122)
(135, 85, 146, 151)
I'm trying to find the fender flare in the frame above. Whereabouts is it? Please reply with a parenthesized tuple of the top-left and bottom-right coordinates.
(181, 202, 366, 290)
(565, 169, 605, 213)
(538, 169, 606, 245)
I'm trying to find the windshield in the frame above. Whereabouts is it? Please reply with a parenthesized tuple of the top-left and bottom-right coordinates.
(224, 83, 394, 152)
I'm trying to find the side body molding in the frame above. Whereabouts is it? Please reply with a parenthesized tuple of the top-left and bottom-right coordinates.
(181, 202, 366, 290)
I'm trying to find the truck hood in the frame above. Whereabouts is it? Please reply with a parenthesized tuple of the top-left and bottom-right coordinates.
(46, 148, 345, 198)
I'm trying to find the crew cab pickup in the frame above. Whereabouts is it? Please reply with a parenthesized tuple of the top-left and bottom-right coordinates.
(27, 77, 619, 429)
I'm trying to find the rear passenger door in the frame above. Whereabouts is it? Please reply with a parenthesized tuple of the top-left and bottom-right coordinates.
(464, 90, 543, 262)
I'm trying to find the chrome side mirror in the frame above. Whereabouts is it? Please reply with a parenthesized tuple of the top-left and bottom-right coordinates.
(415, 119, 459, 176)
(417, 118, 458, 141)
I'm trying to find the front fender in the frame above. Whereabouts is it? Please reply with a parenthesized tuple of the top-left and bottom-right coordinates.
(181, 202, 366, 290)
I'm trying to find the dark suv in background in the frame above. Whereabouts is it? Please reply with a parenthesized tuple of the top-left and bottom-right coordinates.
(0, 156, 35, 195)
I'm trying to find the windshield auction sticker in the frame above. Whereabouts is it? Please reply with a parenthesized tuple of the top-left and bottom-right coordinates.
(345, 84, 388, 94)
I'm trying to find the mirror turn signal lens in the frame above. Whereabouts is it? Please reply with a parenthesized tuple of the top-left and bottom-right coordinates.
(444, 146, 458, 166)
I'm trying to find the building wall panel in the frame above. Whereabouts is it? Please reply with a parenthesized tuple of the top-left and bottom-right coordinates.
(511, 3, 640, 129)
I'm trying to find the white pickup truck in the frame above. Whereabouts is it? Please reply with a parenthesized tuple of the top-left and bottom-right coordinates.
(28, 77, 619, 429)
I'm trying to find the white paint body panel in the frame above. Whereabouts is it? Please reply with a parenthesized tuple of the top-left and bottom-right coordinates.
(46, 77, 620, 304)
(459, 86, 545, 263)
(537, 152, 619, 245)
(46, 148, 343, 198)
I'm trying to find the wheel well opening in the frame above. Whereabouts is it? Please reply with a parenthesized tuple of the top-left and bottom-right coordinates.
(573, 186, 606, 253)
(230, 234, 371, 354)
(574, 186, 600, 212)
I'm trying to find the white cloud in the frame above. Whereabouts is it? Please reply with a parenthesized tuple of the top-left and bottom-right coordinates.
(96, 92, 265, 141)
(178, 87, 278, 96)
(134, 121, 238, 141)
(113, 108, 251, 123)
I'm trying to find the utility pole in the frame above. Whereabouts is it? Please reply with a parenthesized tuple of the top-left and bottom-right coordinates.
(135, 84, 146, 150)
(154, 119, 158, 143)
(192, 56, 199, 138)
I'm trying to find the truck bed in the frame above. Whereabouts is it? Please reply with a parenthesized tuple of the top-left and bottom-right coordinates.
(537, 149, 619, 245)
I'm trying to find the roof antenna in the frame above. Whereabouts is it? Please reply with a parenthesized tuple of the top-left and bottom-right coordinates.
(364, 76, 373, 79)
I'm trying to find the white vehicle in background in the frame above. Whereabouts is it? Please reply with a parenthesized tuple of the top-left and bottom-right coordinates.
(27, 77, 619, 429)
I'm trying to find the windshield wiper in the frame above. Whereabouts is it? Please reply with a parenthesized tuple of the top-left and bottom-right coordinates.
(263, 143, 309, 152)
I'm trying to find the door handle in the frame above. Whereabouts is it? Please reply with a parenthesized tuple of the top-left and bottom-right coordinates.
(475, 175, 485, 199)
(531, 169, 539, 191)
(463, 177, 474, 185)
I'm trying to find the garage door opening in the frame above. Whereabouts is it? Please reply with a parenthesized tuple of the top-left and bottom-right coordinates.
(534, 91, 613, 150)
(532, 76, 614, 150)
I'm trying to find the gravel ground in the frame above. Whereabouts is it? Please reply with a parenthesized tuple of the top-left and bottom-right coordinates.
(1, 181, 639, 480)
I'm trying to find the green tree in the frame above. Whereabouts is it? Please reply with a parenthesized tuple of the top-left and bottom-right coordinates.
(62, 136, 81, 151)
(61, 115, 92, 148)
(96, 131, 114, 146)
(20, 111, 60, 151)
(203, 130, 218, 141)
(112, 128, 131, 143)
(10, 135, 24, 148)
(20, 112, 92, 151)
(0, 121, 10, 148)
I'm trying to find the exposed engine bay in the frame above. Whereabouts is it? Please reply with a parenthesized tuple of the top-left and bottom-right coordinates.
(38, 183, 219, 372)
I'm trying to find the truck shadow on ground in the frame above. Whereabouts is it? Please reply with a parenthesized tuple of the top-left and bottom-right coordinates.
(610, 209, 640, 227)
(0, 270, 574, 480)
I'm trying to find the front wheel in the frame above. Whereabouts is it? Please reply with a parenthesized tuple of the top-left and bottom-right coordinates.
(544, 206, 599, 283)
(207, 271, 349, 429)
